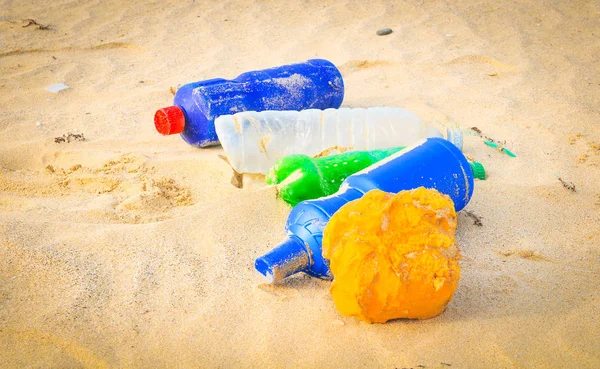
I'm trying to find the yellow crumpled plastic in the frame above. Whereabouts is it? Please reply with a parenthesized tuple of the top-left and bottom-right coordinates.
(322, 187, 460, 323)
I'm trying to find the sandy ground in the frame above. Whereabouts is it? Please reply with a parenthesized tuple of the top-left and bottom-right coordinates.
(1, 0, 600, 368)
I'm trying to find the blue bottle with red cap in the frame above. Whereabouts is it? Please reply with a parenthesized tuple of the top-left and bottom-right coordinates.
(255, 137, 476, 283)
(154, 59, 345, 147)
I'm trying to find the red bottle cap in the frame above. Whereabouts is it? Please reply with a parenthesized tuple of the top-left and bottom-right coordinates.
(154, 106, 185, 135)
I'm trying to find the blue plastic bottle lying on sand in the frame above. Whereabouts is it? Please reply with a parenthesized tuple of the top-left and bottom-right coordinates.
(255, 137, 475, 283)
(154, 59, 345, 147)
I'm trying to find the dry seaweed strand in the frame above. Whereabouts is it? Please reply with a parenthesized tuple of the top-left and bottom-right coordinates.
(169, 84, 181, 95)
(551, 172, 577, 192)
(464, 210, 483, 226)
(54, 133, 85, 143)
(470, 126, 482, 135)
(22, 18, 51, 30)
(470, 126, 504, 145)
(470, 127, 516, 157)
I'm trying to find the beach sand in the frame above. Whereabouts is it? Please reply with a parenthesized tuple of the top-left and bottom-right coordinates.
(1, 0, 599, 367)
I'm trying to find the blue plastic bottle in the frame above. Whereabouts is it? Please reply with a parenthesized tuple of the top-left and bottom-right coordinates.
(154, 59, 345, 147)
(255, 137, 475, 283)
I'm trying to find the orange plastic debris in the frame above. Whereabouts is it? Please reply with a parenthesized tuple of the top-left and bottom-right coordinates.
(322, 187, 460, 323)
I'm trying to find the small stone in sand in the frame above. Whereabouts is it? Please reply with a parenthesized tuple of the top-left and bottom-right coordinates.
(376, 28, 393, 36)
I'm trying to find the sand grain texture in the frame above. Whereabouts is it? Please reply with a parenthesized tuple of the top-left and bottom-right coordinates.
(1, 0, 599, 368)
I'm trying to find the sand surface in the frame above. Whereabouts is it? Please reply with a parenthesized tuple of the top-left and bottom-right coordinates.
(1, 0, 600, 368)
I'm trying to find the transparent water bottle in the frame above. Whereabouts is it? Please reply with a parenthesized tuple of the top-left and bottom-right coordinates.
(215, 107, 463, 174)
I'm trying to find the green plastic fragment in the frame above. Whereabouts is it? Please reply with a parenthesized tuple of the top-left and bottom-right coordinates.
(484, 140, 516, 157)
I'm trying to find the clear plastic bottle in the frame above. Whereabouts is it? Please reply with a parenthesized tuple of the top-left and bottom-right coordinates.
(215, 107, 463, 174)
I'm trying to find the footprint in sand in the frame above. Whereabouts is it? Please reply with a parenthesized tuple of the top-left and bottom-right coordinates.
(0, 153, 194, 224)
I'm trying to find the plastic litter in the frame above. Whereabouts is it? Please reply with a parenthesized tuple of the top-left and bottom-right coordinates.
(323, 187, 460, 323)
(267, 147, 404, 206)
(267, 147, 486, 206)
(215, 107, 463, 174)
(154, 59, 344, 147)
(255, 137, 476, 284)
(470, 161, 486, 180)
(45, 83, 69, 93)
(484, 140, 516, 157)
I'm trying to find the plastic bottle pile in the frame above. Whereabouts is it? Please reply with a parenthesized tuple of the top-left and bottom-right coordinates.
(154, 59, 486, 323)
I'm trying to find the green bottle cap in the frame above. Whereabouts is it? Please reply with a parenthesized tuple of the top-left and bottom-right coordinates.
(469, 161, 486, 180)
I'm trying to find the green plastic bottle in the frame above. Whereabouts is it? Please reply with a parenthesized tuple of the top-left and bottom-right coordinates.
(266, 147, 403, 206)
(266, 147, 487, 206)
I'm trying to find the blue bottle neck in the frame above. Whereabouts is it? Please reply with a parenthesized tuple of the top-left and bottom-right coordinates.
(255, 186, 364, 283)
(255, 235, 309, 283)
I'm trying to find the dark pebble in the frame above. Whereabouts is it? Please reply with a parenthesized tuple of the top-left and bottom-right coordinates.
(376, 28, 393, 36)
